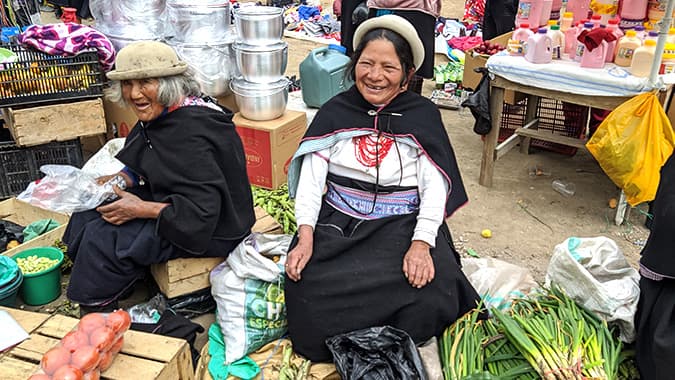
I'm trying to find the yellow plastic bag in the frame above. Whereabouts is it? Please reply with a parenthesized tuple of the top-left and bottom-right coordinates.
(586, 92, 675, 206)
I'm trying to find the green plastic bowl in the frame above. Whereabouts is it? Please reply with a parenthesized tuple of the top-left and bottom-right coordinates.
(12, 247, 64, 306)
(0, 271, 23, 307)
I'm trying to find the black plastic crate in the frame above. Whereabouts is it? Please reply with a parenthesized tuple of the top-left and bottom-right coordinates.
(498, 98, 588, 156)
(0, 43, 105, 107)
(0, 139, 83, 199)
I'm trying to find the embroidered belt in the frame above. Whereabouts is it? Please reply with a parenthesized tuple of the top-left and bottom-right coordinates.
(325, 181, 419, 220)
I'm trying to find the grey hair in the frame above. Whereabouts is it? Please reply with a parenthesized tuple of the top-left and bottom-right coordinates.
(105, 69, 202, 107)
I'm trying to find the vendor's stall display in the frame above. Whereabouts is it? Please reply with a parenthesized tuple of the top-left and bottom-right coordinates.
(0, 44, 104, 108)
(89, 0, 166, 46)
(166, 0, 231, 44)
(230, 5, 289, 121)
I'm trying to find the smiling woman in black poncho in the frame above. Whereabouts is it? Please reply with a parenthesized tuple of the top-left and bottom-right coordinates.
(283, 15, 481, 362)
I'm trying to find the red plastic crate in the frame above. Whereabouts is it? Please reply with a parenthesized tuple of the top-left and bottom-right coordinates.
(498, 98, 588, 156)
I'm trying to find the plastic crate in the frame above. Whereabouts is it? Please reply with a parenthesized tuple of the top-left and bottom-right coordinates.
(0, 139, 83, 199)
(0, 43, 105, 107)
(498, 98, 588, 156)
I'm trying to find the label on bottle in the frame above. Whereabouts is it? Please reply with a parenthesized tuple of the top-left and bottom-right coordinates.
(518, 2, 532, 18)
(617, 47, 635, 60)
(575, 43, 585, 58)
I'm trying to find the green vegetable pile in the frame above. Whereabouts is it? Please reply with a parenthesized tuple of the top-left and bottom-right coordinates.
(278, 344, 311, 380)
(440, 287, 638, 380)
(16, 255, 60, 274)
(251, 184, 297, 235)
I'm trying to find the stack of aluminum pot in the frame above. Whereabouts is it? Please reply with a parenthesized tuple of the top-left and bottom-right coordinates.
(230, 6, 290, 121)
(165, 0, 236, 97)
(90, 0, 166, 51)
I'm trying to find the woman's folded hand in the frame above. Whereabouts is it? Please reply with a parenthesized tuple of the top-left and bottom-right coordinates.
(403, 240, 435, 288)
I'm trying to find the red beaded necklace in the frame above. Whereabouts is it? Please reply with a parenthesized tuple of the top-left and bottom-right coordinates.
(353, 134, 394, 167)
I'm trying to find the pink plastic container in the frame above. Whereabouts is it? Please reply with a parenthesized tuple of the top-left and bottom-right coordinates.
(619, 0, 649, 20)
(509, 23, 535, 55)
(550, 0, 563, 20)
(564, 24, 578, 55)
(566, 0, 592, 23)
(540, 0, 554, 26)
(525, 28, 553, 63)
(580, 39, 607, 68)
(517, 0, 545, 29)
(574, 22, 595, 62)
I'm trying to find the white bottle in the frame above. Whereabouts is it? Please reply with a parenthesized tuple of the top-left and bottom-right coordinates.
(548, 25, 565, 59)
(630, 39, 656, 77)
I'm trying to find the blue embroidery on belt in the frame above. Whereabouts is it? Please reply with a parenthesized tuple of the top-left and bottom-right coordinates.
(325, 181, 419, 220)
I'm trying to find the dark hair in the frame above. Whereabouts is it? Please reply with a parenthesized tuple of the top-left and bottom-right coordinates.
(346, 28, 416, 88)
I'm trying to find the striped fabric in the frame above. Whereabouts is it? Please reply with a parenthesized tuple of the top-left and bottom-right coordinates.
(325, 180, 419, 219)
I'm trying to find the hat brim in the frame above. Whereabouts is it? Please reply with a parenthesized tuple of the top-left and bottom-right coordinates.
(352, 14, 425, 71)
(106, 62, 189, 81)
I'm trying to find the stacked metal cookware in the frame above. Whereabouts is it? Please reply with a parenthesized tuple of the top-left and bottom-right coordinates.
(90, 0, 166, 51)
(164, 0, 236, 98)
(230, 6, 289, 121)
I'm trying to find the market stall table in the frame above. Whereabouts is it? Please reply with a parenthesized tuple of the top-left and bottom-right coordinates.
(0, 306, 194, 380)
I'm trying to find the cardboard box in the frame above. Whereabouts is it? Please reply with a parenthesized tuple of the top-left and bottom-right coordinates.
(233, 110, 307, 189)
(102, 97, 138, 138)
(215, 93, 239, 113)
(0, 198, 70, 257)
(2, 98, 106, 147)
(150, 206, 281, 298)
(462, 32, 525, 105)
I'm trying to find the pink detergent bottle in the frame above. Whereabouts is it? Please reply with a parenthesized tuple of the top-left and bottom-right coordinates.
(517, 0, 545, 28)
(509, 23, 535, 55)
(574, 22, 595, 61)
(605, 18, 624, 61)
(564, 22, 579, 56)
(566, 0, 592, 23)
(590, 14, 602, 28)
(540, 0, 554, 26)
(580, 39, 608, 68)
(525, 28, 553, 63)
(619, 0, 649, 28)
(550, 0, 563, 20)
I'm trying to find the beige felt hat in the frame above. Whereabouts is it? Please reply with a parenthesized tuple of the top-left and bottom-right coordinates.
(107, 41, 188, 81)
(352, 14, 425, 70)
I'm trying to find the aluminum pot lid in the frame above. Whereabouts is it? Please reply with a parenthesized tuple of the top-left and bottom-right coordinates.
(165, 34, 237, 48)
(232, 41, 287, 52)
(231, 77, 290, 92)
(233, 6, 283, 18)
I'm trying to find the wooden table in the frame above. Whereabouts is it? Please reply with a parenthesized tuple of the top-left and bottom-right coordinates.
(0, 307, 195, 380)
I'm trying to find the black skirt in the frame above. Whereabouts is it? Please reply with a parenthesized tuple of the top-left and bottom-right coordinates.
(285, 185, 480, 362)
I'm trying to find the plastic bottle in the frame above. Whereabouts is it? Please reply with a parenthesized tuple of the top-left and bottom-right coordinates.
(574, 22, 594, 61)
(660, 52, 675, 74)
(509, 23, 535, 55)
(561, 11, 575, 31)
(619, 0, 649, 21)
(668, 27, 675, 44)
(634, 25, 647, 40)
(605, 19, 624, 61)
(548, 25, 566, 58)
(630, 39, 656, 77)
(552, 179, 576, 197)
(525, 28, 554, 63)
(566, 0, 591, 23)
(299, 44, 354, 108)
(517, 0, 545, 29)
(540, 0, 554, 26)
(547, 19, 558, 29)
(564, 22, 578, 55)
(550, 0, 564, 20)
(614, 30, 642, 66)
(646, 31, 659, 42)
(590, 14, 603, 28)
(591, 0, 619, 24)
(580, 38, 607, 67)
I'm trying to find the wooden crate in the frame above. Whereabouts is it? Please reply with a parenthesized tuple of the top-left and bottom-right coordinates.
(0, 306, 194, 380)
(2, 98, 106, 147)
(0, 198, 70, 257)
(150, 206, 282, 298)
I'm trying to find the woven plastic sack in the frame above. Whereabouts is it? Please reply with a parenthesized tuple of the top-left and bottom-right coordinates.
(210, 233, 292, 364)
(545, 236, 640, 342)
(586, 92, 675, 206)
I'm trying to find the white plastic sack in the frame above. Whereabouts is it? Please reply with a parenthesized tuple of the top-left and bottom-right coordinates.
(545, 236, 640, 342)
(210, 233, 292, 364)
(462, 257, 538, 311)
(81, 138, 126, 178)
(17, 165, 122, 213)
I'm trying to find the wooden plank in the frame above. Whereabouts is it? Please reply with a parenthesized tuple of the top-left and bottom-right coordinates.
(491, 76, 634, 110)
(514, 128, 588, 150)
(153, 271, 212, 299)
(0, 198, 70, 257)
(0, 356, 39, 380)
(4, 98, 106, 147)
(480, 85, 505, 187)
(1, 307, 51, 334)
(158, 257, 224, 282)
(520, 94, 540, 154)
(494, 117, 538, 160)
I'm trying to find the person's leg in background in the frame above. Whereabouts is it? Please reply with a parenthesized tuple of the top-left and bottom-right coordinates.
(482, 0, 517, 40)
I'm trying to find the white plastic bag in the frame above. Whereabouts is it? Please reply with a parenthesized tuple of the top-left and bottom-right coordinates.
(81, 138, 126, 178)
(17, 165, 121, 213)
(545, 236, 640, 342)
(462, 257, 538, 311)
(210, 233, 292, 364)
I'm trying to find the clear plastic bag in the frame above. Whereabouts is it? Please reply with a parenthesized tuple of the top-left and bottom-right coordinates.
(17, 165, 123, 213)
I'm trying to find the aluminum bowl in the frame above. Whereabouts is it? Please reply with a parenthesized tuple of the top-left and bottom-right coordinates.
(233, 42, 287, 83)
(233, 6, 284, 45)
(166, 1, 231, 43)
(230, 78, 289, 121)
(168, 37, 236, 97)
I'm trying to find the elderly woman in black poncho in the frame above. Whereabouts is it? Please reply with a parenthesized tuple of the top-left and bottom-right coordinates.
(63, 41, 255, 315)
(283, 15, 481, 362)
